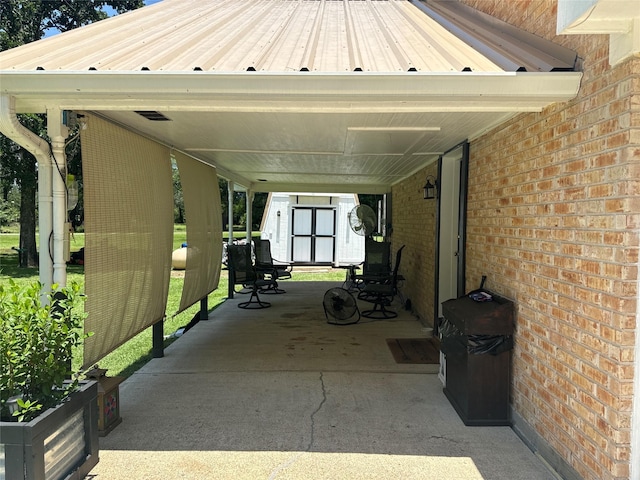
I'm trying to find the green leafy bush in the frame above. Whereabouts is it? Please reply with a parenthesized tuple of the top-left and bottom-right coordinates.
(0, 280, 89, 422)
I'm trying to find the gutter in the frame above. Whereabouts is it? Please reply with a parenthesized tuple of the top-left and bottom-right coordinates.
(0, 95, 54, 293)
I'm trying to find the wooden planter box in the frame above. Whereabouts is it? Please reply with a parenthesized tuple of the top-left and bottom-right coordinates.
(0, 381, 99, 480)
(96, 375, 124, 436)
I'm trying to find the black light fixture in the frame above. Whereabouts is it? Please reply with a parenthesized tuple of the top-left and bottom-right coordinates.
(423, 175, 437, 200)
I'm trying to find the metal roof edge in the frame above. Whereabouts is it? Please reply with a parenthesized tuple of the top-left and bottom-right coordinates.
(412, 0, 579, 72)
(0, 70, 583, 94)
(3, 70, 582, 114)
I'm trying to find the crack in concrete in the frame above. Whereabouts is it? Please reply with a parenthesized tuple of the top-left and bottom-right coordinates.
(308, 371, 327, 452)
(428, 434, 461, 444)
(268, 372, 327, 479)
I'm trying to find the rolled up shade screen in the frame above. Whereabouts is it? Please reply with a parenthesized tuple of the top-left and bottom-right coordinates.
(172, 152, 222, 315)
(81, 115, 173, 369)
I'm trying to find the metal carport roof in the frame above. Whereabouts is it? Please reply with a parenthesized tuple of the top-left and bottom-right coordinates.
(0, 0, 581, 194)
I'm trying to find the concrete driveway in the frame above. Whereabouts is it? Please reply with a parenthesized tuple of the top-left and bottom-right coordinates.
(88, 281, 559, 480)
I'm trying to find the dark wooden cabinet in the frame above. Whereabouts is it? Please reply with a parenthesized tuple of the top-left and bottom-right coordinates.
(441, 292, 514, 426)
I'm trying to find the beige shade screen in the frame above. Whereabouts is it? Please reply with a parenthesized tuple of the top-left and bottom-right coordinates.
(173, 152, 222, 314)
(81, 115, 174, 369)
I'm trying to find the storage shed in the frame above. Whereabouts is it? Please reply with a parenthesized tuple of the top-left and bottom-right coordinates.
(259, 193, 365, 267)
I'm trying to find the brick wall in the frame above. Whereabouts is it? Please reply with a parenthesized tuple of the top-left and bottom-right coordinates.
(456, 1, 640, 479)
(391, 163, 438, 326)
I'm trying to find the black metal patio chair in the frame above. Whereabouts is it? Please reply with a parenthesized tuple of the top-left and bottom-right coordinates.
(360, 245, 405, 319)
(352, 238, 391, 292)
(254, 239, 292, 294)
(227, 244, 274, 309)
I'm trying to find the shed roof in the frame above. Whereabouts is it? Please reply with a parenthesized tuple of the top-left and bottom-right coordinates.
(0, 0, 581, 193)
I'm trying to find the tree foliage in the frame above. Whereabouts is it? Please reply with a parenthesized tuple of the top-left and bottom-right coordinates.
(0, 0, 143, 49)
(217, 179, 267, 231)
(0, 0, 143, 266)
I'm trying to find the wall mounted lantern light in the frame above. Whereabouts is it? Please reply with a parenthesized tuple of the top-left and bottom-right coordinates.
(423, 175, 438, 200)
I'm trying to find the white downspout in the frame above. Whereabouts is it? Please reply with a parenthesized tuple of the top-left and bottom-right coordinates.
(0, 95, 54, 293)
(46, 107, 70, 287)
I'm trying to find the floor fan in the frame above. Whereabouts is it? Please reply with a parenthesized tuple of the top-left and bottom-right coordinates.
(323, 287, 360, 325)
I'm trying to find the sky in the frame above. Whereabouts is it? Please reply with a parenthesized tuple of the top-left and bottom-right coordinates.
(104, 0, 162, 17)
(44, 0, 163, 37)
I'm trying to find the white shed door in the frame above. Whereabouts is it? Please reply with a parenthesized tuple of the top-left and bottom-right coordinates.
(291, 207, 336, 264)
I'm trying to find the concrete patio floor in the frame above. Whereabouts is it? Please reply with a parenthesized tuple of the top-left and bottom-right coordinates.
(88, 280, 560, 480)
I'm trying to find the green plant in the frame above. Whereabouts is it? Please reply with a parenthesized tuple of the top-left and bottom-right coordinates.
(0, 280, 90, 422)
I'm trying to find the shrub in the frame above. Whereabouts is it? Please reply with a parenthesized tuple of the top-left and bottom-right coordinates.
(0, 280, 89, 422)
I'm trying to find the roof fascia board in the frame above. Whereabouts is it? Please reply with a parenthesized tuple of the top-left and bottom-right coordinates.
(1, 71, 582, 114)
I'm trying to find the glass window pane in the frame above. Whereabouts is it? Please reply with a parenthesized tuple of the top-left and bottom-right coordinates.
(315, 237, 334, 262)
(293, 238, 311, 262)
(293, 209, 312, 235)
(315, 209, 335, 236)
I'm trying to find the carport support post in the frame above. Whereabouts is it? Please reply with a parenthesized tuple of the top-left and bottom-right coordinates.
(200, 297, 208, 321)
(227, 180, 234, 299)
(152, 319, 164, 358)
(246, 189, 253, 242)
(47, 108, 70, 287)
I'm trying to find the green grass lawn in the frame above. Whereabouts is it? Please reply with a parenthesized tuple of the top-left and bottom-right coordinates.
(1, 228, 345, 379)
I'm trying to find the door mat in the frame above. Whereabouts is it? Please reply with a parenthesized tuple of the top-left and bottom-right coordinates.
(386, 337, 440, 364)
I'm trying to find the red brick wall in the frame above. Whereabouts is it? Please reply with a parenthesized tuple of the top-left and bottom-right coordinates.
(453, 2, 639, 479)
(391, 163, 439, 326)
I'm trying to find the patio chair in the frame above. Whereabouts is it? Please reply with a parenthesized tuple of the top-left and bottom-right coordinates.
(254, 239, 292, 294)
(352, 238, 391, 291)
(360, 245, 405, 319)
(227, 244, 273, 309)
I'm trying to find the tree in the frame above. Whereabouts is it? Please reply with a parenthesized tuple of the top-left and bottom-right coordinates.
(0, 0, 144, 267)
(173, 166, 184, 224)
(217, 179, 267, 232)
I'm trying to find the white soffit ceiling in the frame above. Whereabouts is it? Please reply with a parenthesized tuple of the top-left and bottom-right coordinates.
(0, 0, 582, 194)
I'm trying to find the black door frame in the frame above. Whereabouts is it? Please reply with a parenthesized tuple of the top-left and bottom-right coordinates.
(433, 140, 469, 334)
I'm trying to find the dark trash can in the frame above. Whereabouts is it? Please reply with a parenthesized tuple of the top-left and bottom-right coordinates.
(440, 290, 514, 426)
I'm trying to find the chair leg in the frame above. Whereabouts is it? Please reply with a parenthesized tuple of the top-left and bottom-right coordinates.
(257, 271, 286, 294)
(259, 279, 286, 294)
(361, 295, 397, 319)
(238, 286, 271, 309)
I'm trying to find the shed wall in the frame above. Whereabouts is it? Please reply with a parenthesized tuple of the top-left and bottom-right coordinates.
(260, 193, 364, 265)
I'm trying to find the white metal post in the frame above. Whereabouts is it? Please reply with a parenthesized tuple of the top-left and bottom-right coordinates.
(245, 189, 253, 242)
(227, 180, 234, 242)
(46, 108, 69, 287)
(227, 180, 234, 298)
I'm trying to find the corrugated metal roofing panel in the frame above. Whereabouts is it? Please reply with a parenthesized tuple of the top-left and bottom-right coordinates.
(0, 0, 581, 195)
(0, 0, 575, 73)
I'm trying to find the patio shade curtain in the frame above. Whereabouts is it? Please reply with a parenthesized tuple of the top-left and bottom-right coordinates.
(81, 115, 174, 369)
(172, 152, 222, 314)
